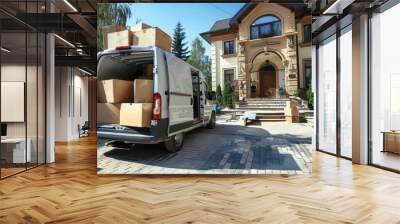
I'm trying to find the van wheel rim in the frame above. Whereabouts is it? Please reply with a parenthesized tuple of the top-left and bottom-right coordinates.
(175, 134, 183, 147)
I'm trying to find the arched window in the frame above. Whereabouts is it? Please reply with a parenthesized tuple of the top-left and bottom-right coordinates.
(250, 15, 281, 40)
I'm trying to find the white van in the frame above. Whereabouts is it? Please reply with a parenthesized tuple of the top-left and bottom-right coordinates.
(97, 46, 216, 152)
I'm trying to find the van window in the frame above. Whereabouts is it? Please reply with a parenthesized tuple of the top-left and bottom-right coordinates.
(97, 51, 154, 81)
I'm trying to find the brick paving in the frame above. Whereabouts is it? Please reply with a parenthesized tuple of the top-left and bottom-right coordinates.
(97, 116, 313, 175)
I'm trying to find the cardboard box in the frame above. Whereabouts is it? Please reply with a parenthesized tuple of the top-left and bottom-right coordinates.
(98, 79, 134, 103)
(120, 103, 153, 127)
(102, 25, 125, 49)
(97, 103, 121, 124)
(107, 30, 133, 49)
(131, 27, 172, 52)
(145, 64, 154, 77)
(134, 79, 153, 103)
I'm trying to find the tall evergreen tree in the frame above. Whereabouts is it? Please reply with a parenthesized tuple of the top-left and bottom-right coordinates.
(171, 22, 189, 60)
(97, 3, 132, 51)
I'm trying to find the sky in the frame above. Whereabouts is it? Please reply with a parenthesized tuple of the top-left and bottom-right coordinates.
(126, 3, 245, 57)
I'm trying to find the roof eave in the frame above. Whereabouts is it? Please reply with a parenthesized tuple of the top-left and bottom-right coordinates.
(200, 28, 237, 44)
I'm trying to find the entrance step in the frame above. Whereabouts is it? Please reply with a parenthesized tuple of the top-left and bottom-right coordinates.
(222, 97, 313, 123)
(239, 106, 287, 109)
(256, 118, 286, 122)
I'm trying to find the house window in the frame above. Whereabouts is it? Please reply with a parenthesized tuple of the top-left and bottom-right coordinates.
(224, 69, 234, 84)
(223, 40, 235, 55)
(303, 24, 311, 43)
(250, 15, 281, 40)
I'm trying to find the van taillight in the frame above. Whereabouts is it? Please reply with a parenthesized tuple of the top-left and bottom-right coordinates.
(152, 92, 161, 120)
(115, 45, 130, 50)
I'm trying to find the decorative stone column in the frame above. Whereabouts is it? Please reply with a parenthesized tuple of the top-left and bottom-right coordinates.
(284, 34, 298, 96)
(284, 99, 299, 123)
(237, 41, 247, 100)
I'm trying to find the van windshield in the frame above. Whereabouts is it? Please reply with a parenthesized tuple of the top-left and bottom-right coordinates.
(97, 51, 154, 81)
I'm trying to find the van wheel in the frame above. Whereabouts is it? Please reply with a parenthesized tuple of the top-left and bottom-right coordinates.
(164, 133, 184, 153)
(207, 112, 216, 129)
(106, 140, 129, 148)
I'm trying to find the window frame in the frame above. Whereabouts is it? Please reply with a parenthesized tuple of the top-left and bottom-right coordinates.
(223, 40, 235, 55)
(250, 15, 282, 40)
(303, 24, 312, 43)
(223, 68, 235, 84)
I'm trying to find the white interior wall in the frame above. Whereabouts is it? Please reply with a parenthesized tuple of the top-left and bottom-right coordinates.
(54, 66, 89, 141)
(55, 66, 68, 141)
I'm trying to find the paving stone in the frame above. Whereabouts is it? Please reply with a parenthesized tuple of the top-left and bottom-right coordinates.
(98, 118, 313, 175)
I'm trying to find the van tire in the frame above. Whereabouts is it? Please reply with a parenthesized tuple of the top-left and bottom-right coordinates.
(207, 112, 216, 129)
(164, 133, 184, 153)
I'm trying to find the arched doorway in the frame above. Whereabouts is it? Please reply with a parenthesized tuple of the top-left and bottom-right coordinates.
(259, 63, 277, 97)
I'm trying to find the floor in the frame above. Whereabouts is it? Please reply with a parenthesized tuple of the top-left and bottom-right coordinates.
(372, 150, 400, 171)
(0, 167, 25, 178)
(97, 117, 313, 174)
(1, 135, 400, 223)
(0, 162, 43, 179)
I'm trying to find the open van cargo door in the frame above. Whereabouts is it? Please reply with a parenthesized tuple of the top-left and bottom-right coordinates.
(165, 53, 194, 132)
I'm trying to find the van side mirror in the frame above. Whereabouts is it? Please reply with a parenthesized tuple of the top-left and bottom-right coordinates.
(206, 91, 216, 100)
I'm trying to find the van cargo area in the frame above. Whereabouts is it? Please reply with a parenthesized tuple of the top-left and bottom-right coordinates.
(97, 48, 155, 133)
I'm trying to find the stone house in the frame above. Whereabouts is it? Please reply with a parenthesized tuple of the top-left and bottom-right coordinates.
(201, 3, 311, 99)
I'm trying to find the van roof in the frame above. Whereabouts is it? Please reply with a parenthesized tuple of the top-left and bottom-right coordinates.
(98, 45, 157, 58)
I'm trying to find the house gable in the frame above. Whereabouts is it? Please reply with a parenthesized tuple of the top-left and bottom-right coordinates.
(237, 3, 295, 41)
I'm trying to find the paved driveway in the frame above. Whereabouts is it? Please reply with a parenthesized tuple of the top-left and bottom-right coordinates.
(97, 116, 313, 175)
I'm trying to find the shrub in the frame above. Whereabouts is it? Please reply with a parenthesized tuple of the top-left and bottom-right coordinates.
(216, 85, 223, 105)
(223, 82, 233, 108)
(306, 86, 314, 109)
(232, 91, 239, 108)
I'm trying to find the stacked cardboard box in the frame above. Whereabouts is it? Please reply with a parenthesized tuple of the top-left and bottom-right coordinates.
(105, 22, 171, 52)
(120, 103, 153, 127)
(97, 103, 121, 124)
(97, 79, 154, 128)
(102, 25, 125, 49)
(133, 79, 153, 103)
(107, 30, 133, 49)
(138, 64, 154, 79)
(97, 79, 134, 103)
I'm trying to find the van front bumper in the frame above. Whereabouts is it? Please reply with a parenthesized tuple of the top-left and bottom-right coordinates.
(97, 131, 164, 144)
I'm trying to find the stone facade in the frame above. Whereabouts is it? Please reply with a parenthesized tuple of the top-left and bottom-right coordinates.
(202, 3, 311, 99)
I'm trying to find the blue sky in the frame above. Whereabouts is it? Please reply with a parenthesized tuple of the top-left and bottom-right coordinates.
(126, 3, 245, 56)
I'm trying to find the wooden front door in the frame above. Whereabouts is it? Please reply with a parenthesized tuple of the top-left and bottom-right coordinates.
(260, 70, 276, 97)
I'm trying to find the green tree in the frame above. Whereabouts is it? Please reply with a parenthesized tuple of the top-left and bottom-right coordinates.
(187, 37, 212, 91)
(205, 75, 212, 92)
(223, 82, 233, 108)
(97, 3, 132, 51)
(171, 22, 189, 60)
(216, 85, 223, 105)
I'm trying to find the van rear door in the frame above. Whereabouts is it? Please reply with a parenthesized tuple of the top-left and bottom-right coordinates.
(165, 53, 194, 133)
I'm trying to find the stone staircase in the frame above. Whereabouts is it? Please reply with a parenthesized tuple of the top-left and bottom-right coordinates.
(222, 97, 313, 122)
